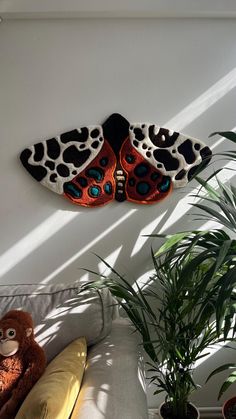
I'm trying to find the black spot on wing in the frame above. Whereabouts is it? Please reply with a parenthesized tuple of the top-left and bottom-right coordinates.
(61, 128, 89, 143)
(133, 128, 145, 141)
(57, 164, 70, 177)
(46, 138, 61, 160)
(187, 147, 212, 181)
(34, 143, 44, 161)
(178, 140, 195, 164)
(153, 149, 179, 171)
(63, 145, 91, 167)
(187, 165, 199, 181)
(200, 146, 212, 164)
(149, 126, 179, 148)
(91, 128, 100, 138)
(175, 169, 186, 180)
(91, 141, 99, 149)
(20, 149, 47, 182)
(50, 173, 57, 183)
(45, 160, 55, 170)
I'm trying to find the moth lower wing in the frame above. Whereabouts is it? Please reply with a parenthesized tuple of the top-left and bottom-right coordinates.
(129, 124, 212, 187)
(63, 139, 116, 207)
(120, 138, 172, 204)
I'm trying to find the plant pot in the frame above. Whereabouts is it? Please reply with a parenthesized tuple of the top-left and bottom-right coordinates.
(222, 396, 236, 419)
(159, 401, 200, 419)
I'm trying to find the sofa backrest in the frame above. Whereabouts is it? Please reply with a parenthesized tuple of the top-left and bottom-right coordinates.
(0, 282, 114, 362)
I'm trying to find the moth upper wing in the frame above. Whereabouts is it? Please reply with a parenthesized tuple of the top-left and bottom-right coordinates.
(20, 126, 105, 195)
(129, 124, 212, 188)
(20, 125, 118, 207)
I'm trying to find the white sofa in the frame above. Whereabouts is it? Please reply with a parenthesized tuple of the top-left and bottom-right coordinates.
(0, 282, 149, 419)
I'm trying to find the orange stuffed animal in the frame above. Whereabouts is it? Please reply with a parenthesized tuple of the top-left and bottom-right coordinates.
(0, 310, 46, 419)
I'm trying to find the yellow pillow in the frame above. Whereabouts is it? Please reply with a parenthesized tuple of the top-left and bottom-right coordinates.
(15, 337, 87, 419)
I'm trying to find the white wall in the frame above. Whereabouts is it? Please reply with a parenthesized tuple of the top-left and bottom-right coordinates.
(0, 18, 236, 408)
(2, 0, 236, 18)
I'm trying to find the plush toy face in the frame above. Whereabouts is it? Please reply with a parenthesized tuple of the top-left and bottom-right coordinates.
(0, 312, 33, 357)
(0, 310, 46, 419)
(0, 325, 19, 357)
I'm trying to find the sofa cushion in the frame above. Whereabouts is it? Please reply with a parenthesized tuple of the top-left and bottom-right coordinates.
(0, 283, 114, 361)
(71, 318, 148, 419)
(15, 337, 87, 419)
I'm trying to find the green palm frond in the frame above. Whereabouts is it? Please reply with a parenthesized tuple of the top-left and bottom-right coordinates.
(209, 131, 236, 143)
(190, 176, 236, 233)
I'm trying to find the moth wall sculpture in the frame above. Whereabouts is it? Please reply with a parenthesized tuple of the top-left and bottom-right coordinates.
(20, 113, 211, 207)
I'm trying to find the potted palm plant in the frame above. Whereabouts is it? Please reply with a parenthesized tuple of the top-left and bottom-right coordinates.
(83, 227, 235, 418)
(155, 129, 236, 418)
(82, 129, 236, 419)
(194, 129, 236, 419)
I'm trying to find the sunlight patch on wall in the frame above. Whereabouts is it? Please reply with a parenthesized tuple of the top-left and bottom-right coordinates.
(195, 343, 225, 368)
(42, 209, 137, 283)
(78, 272, 90, 284)
(98, 246, 123, 278)
(165, 68, 236, 131)
(158, 160, 235, 235)
(196, 220, 223, 231)
(0, 210, 79, 278)
(133, 269, 156, 293)
(131, 211, 167, 257)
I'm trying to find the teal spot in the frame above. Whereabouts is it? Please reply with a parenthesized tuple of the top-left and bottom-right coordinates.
(126, 154, 135, 164)
(128, 178, 136, 187)
(151, 172, 160, 181)
(86, 167, 104, 182)
(104, 182, 112, 195)
(100, 157, 108, 167)
(134, 163, 149, 178)
(159, 177, 170, 192)
(64, 183, 82, 198)
(77, 177, 88, 188)
(89, 185, 101, 198)
(137, 182, 150, 195)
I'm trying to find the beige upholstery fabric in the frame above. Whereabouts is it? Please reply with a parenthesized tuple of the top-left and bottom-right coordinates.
(71, 318, 148, 419)
(0, 284, 114, 361)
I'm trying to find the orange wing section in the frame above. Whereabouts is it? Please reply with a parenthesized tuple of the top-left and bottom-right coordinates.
(63, 140, 116, 207)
